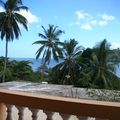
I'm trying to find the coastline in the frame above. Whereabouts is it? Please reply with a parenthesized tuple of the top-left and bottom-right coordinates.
(9, 58, 58, 71)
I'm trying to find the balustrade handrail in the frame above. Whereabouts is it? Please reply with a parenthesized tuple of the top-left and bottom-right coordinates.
(0, 88, 120, 120)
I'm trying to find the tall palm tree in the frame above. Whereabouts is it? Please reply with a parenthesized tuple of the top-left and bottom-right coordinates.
(0, 0, 28, 82)
(33, 24, 64, 65)
(53, 39, 83, 85)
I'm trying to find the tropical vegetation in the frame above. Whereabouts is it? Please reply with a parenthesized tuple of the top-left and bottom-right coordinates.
(0, 57, 41, 82)
(0, 0, 28, 82)
(33, 24, 64, 79)
(50, 39, 120, 90)
(0, 0, 120, 90)
(75, 39, 120, 89)
(52, 39, 83, 85)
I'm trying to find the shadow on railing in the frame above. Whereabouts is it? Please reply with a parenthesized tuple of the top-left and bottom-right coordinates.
(0, 88, 120, 120)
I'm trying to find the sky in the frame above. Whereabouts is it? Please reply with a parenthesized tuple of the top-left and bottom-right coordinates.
(0, 0, 120, 58)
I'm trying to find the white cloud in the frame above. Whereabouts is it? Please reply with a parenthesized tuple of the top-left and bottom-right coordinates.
(81, 24, 92, 30)
(71, 10, 116, 31)
(98, 21, 108, 26)
(70, 21, 80, 26)
(75, 10, 89, 20)
(90, 20, 97, 25)
(101, 13, 115, 21)
(0, 6, 5, 12)
(18, 10, 39, 23)
(111, 42, 120, 49)
(75, 21, 80, 25)
(0, 7, 39, 24)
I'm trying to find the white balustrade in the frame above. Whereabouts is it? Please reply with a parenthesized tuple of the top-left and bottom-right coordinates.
(0, 89, 119, 120)
(43, 110, 54, 120)
(29, 108, 39, 120)
(95, 118, 108, 120)
(76, 116, 89, 120)
(60, 113, 71, 120)
(6, 104, 13, 120)
(88, 117, 96, 120)
(16, 106, 25, 120)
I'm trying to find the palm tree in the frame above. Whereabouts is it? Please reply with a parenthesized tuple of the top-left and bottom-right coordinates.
(33, 24, 64, 65)
(79, 39, 120, 89)
(0, 0, 28, 82)
(0, 57, 14, 82)
(10, 60, 33, 80)
(53, 39, 83, 85)
(0, 59, 33, 82)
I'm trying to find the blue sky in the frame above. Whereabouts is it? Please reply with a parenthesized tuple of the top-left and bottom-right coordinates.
(0, 0, 120, 58)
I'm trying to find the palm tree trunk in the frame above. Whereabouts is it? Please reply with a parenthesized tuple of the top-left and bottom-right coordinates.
(41, 62, 46, 80)
(68, 67, 73, 85)
(2, 40, 8, 83)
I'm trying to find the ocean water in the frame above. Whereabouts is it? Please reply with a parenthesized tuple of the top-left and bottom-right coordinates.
(116, 65, 120, 77)
(10, 58, 58, 71)
(10, 58, 120, 77)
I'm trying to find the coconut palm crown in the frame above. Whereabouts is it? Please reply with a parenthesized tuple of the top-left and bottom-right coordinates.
(33, 24, 64, 64)
(53, 39, 83, 84)
(0, 0, 28, 40)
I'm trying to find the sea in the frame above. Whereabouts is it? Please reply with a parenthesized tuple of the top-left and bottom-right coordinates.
(10, 58, 120, 77)
(10, 58, 58, 71)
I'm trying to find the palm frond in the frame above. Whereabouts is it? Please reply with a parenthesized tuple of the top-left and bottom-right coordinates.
(42, 49, 47, 63)
(14, 13, 28, 30)
(35, 45, 45, 59)
(41, 25, 48, 37)
(45, 48, 51, 64)
(38, 33, 47, 39)
(12, 16, 21, 39)
(52, 47, 59, 62)
(32, 40, 47, 45)
(33, 24, 64, 64)
(56, 41, 64, 46)
(54, 29, 65, 38)
(14, 6, 28, 11)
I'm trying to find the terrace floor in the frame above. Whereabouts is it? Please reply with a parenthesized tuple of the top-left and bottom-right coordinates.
(0, 81, 90, 99)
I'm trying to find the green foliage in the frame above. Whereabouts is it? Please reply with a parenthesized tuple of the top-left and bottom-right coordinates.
(0, 0, 28, 82)
(0, 0, 28, 41)
(10, 60, 33, 80)
(33, 24, 64, 64)
(51, 39, 83, 85)
(76, 39, 120, 89)
(0, 57, 42, 82)
(24, 72, 41, 82)
(110, 78, 120, 90)
(0, 7, 120, 90)
(50, 39, 120, 90)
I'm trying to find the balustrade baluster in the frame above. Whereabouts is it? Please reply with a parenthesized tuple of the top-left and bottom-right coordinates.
(29, 108, 39, 120)
(43, 110, 54, 120)
(16, 106, 25, 120)
(6, 104, 13, 120)
(88, 117, 96, 120)
(60, 113, 71, 120)
(76, 116, 89, 120)
(95, 118, 107, 120)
